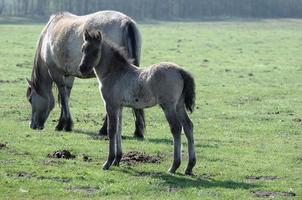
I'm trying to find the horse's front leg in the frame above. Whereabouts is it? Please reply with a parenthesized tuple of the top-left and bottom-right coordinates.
(55, 76, 74, 131)
(102, 105, 119, 170)
(133, 108, 145, 139)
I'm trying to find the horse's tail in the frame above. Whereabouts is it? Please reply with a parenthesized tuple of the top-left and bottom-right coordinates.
(123, 20, 141, 66)
(179, 69, 196, 113)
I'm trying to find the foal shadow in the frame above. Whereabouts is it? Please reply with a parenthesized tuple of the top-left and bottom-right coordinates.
(117, 168, 259, 190)
(73, 129, 145, 141)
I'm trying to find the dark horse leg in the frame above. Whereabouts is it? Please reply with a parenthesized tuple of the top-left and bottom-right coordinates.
(55, 76, 74, 132)
(98, 108, 145, 138)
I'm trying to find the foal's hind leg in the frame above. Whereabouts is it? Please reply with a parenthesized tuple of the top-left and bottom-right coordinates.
(177, 105, 196, 175)
(162, 105, 182, 173)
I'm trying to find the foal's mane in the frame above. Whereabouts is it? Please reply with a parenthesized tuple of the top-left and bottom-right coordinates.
(103, 38, 134, 66)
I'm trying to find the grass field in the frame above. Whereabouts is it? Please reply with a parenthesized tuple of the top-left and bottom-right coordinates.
(0, 18, 302, 199)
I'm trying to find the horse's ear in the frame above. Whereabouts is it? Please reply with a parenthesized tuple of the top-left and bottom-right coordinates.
(26, 78, 32, 88)
(97, 31, 102, 42)
(84, 29, 91, 41)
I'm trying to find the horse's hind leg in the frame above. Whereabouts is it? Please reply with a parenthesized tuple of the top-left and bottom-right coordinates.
(133, 109, 145, 139)
(55, 76, 74, 131)
(177, 105, 196, 175)
(98, 116, 108, 136)
(162, 104, 182, 173)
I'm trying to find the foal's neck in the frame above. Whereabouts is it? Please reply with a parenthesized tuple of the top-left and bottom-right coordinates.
(96, 41, 133, 81)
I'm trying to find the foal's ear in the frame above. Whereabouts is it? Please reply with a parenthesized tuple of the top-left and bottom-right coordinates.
(83, 29, 92, 41)
(96, 31, 102, 42)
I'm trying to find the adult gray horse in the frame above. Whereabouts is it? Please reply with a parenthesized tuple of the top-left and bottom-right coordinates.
(26, 10, 145, 138)
(79, 30, 196, 174)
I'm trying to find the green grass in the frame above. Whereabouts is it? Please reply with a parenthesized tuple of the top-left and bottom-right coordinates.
(0, 19, 302, 199)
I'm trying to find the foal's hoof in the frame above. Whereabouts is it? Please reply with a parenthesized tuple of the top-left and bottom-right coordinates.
(185, 169, 193, 176)
(112, 160, 120, 166)
(102, 162, 111, 170)
(168, 168, 177, 174)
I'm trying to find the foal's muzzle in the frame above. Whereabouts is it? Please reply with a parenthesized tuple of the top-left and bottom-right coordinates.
(79, 63, 92, 76)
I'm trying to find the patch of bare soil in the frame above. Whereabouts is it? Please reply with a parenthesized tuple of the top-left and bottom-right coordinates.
(37, 176, 71, 183)
(121, 151, 162, 166)
(252, 190, 296, 198)
(47, 150, 76, 159)
(81, 154, 92, 162)
(17, 172, 36, 179)
(246, 176, 278, 181)
(0, 143, 6, 149)
(67, 186, 101, 193)
(292, 118, 302, 122)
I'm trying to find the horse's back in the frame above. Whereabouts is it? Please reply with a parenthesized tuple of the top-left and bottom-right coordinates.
(42, 10, 135, 77)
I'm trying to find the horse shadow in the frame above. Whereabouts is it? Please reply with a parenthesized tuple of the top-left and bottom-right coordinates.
(117, 168, 259, 190)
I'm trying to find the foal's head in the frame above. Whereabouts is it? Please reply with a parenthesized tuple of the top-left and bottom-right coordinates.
(79, 30, 103, 75)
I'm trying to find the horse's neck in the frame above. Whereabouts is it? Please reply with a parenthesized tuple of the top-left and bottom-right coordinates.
(32, 63, 53, 95)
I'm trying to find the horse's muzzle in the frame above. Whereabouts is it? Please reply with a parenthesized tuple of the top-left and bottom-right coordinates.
(30, 122, 44, 130)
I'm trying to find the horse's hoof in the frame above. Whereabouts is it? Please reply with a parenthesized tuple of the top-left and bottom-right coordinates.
(133, 130, 144, 139)
(64, 124, 73, 132)
(55, 124, 64, 131)
(98, 128, 108, 136)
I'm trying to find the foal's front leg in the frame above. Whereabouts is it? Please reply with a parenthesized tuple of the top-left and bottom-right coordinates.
(102, 105, 119, 170)
(112, 108, 123, 166)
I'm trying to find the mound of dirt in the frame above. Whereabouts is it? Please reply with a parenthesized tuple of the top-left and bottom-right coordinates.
(47, 150, 76, 159)
(0, 143, 6, 149)
(252, 191, 296, 198)
(246, 176, 278, 181)
(121, 151, 162, 166)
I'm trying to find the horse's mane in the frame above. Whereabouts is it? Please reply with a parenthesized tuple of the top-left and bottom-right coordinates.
(31, 14, 56, 94)
(103, 38, 134, 66)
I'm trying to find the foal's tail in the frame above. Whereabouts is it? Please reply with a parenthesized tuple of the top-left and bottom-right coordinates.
(123, 20, 142, 66)
(179, 69, 196, 113)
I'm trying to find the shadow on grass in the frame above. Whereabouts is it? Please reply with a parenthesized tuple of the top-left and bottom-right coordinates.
(72, 130, 218, 149)
(118, 168, 259, 190)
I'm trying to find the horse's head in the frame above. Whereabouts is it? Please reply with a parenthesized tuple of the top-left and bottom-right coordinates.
(26, 78, 54, 130)
(79, 30, 103, 75)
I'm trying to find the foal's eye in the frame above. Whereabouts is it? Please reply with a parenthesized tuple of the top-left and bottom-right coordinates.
(93, 50, 98, 57)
